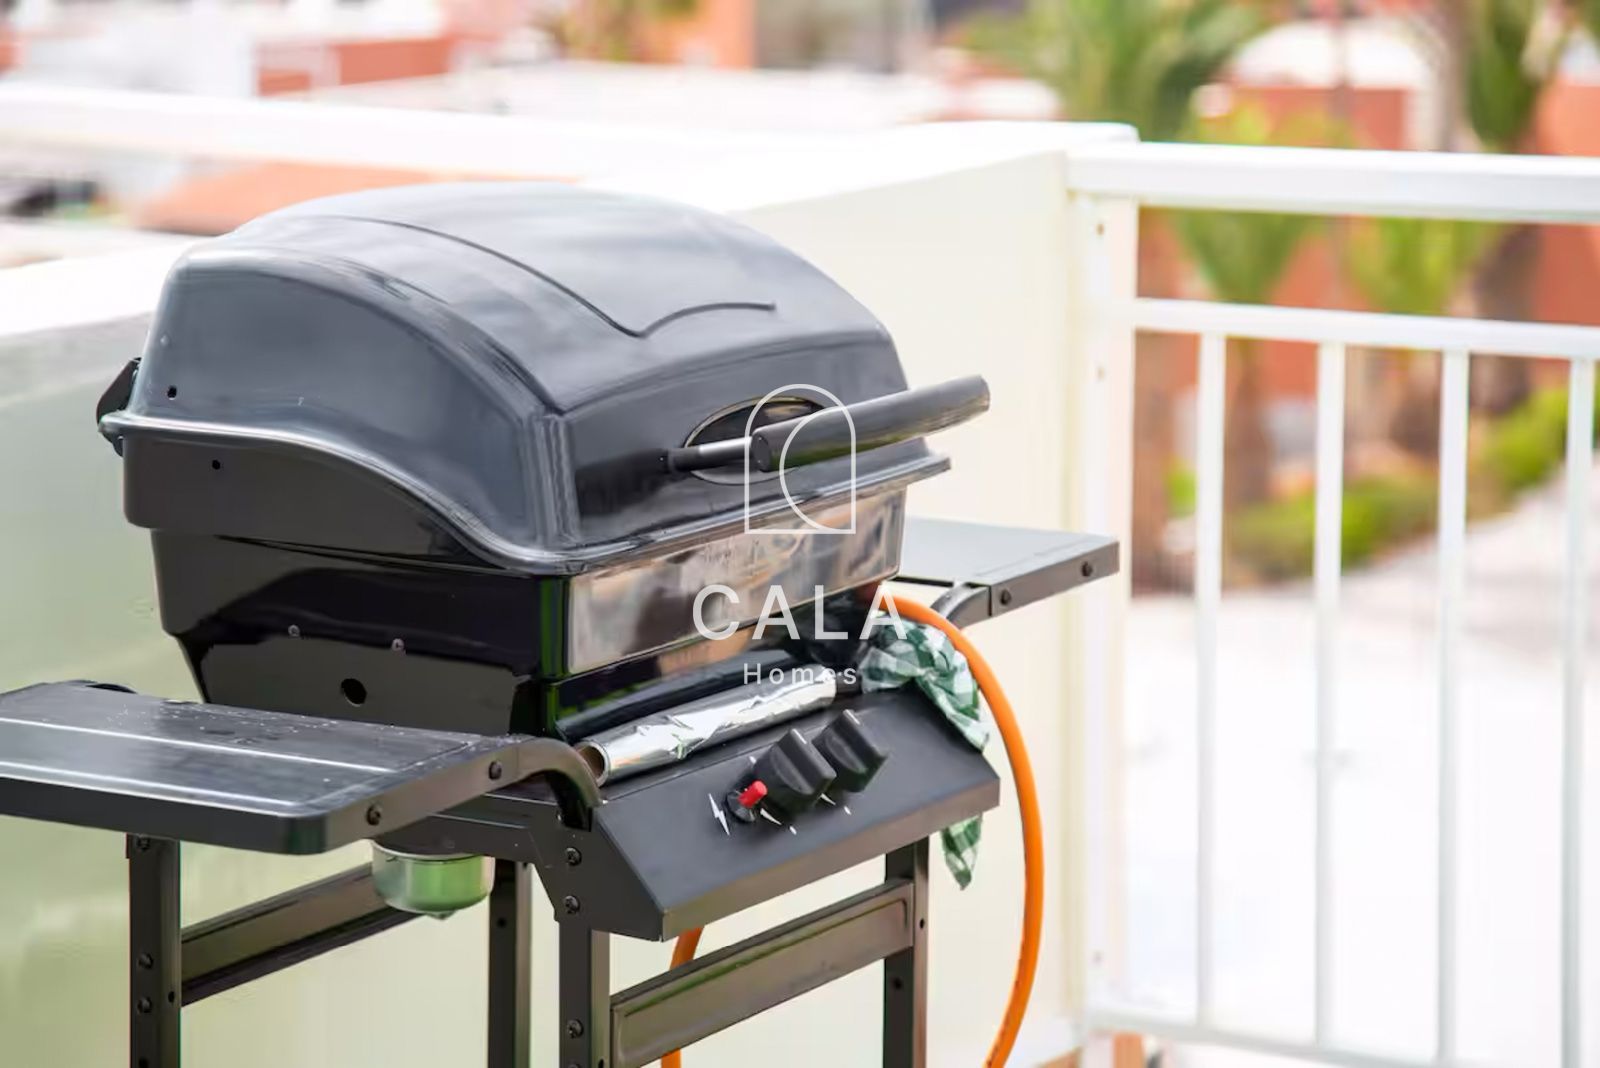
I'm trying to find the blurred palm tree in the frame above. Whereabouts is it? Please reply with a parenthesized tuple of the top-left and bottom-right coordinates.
(1402, 0, 1570, 411)
(1347, 218, 1498, 319)
(1345, 216, 1499, 457)
(1171, 106, 1327, 511)
(1463, 0, 1559, 152)
(1467, 0, 1570, 412)
(966, 0, 1270, 140)
(966, 0, 1274, 587)
(552, 0, 700, 61)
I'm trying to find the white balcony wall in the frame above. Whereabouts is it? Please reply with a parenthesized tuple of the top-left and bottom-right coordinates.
(0, 116, 1128, 1066)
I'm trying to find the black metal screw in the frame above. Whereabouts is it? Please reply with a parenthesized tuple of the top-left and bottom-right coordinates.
(135, 997, 152, 1014)
(488, 761, 503, 781)
(564, 847, 582, 867)
(135, 837, 151, 851)
(137, 953, 153, 970)
(1081, 561, 1094, 578)
(998, 588, 1013, 606)
(562, 895, 581, 915)
(287, 625, 300, 638)
(365, 805, 383, 826)
(565, 1020, 584, 1039)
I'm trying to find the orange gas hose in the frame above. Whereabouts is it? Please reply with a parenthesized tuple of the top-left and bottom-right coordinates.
(660, 927, 703, 1068)
(661, 595, 1042, 1067)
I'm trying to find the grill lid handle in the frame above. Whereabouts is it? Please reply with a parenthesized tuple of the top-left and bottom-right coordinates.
(665, 375, 989, 475)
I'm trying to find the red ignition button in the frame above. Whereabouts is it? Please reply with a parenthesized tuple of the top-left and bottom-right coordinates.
(737, 780, 768, 810)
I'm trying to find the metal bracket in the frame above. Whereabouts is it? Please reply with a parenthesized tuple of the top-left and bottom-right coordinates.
(487, 860, 532, 1068)
(128, 835, 180, 1068)
(882, 840, 929, 1066)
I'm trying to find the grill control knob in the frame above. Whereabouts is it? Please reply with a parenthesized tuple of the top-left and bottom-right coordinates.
(751, 729, 835, 819)
(815, 710, 888, 793)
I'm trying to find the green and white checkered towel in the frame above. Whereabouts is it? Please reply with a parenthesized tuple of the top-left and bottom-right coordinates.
(859, 622, 988, 888)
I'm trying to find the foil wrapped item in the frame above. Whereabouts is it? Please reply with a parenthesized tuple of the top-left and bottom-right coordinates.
(575, 668, 837, 784)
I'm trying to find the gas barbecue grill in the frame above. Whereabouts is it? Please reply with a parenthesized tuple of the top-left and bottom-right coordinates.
(0, 182, 1116, 1067)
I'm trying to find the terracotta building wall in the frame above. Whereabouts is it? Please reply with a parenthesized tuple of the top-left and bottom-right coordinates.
(640, 0, 754, 68)
(1531, 84, 1600, 330)
(258, 35, 464, 95)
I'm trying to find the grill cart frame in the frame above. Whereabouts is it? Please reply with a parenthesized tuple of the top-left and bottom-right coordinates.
(5, 183, 1121, 1066)
(0, 518, 1113, 1068)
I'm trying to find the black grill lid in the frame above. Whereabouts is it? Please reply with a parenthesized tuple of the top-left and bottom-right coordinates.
(100, 183, 949, 572)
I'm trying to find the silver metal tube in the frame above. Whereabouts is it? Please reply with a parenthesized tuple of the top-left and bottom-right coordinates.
(576, 668, 838, 784)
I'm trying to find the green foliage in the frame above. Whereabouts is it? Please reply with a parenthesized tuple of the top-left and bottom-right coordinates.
(1171, 209, 1319, 305)
(963, 0, 1270, 140)
(1464, 0, 1563, 152)
(1228, 474, 1438, 580)
(1345, 217, 1500, 317)
(1228, 380, 1600, 581)
(1585, 0, 1600, 48)
(1476, 381, 1600, 499)
(558, 0, 700, 60)
(1167, 463, 1197, 519)
(1169, 107, 1335, 305)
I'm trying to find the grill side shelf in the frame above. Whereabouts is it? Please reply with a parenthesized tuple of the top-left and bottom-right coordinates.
(0, 681, 594, 853)
(897, 517, 1120, 626)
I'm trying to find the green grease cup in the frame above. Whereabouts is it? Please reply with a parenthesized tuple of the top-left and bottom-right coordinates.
(371, 844, 494, 916)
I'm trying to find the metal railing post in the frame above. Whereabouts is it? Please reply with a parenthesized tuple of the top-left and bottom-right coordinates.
(1065, 185, 1139, 1041)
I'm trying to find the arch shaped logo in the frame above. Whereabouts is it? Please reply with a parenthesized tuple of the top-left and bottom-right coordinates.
(743, 383, 856, 535)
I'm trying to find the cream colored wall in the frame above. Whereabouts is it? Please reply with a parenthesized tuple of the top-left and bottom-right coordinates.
(0, 123, 1131, 1066)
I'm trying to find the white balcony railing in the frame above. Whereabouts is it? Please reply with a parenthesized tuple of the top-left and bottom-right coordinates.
(2, 84, 1600, 1068)
(1065, 144, 1600, 1068)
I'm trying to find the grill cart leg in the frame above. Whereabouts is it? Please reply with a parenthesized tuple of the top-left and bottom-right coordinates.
(882, 839, 929, 1068)
(558, 924, 610, 1067)
(488, 860, 533, 1068)
(128, 835, 181, 1068)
